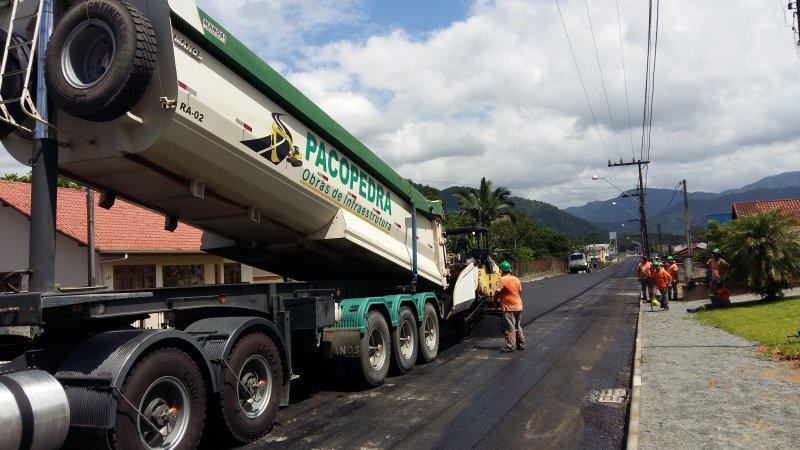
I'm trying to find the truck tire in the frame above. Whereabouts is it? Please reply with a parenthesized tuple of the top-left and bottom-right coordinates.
(44, 0, 157, 122)
(417, 302, 439, 363)
(112, 347, 206, 450)
(0, 30, 33, 137)
(349, 310, 391, 387)
(390, 306, 417, 374)
(216, 332, 283, 444)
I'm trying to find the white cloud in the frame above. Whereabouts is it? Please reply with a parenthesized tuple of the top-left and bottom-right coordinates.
(261, 0, 800, 206)
(196, 0, 365, 58)
(5, 0, 797, 208)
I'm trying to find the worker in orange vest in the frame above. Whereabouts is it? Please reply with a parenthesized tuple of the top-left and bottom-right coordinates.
(636, 256, 652, 301)
(707, 248, 728, 285)
(650, 261, 673, 310)
(666, 256, 680, 301)
(495, 261, 525, 352)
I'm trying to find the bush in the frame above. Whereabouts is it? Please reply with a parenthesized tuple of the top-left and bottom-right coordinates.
(707, 210, 800, 298)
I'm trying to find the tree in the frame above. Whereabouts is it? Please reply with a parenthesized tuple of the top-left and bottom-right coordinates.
(488, 213, 571, 262)
(2, 172, 81, 188)
(454, 177, 515, 227)
(710, 210, 800, 298)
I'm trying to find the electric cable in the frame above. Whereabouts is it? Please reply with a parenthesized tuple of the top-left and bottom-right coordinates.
(615, 0, 636, 161)
(554, 0, 619, 184)
(584, 0, 624, 163)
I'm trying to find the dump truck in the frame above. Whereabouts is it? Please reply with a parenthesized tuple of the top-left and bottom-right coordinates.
(0, 1, 496, 448)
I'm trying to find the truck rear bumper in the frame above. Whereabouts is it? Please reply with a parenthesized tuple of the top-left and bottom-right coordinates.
(321, 328, 361, 358)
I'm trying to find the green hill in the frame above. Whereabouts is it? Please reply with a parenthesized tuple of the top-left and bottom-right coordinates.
(413, 183, 605, 238)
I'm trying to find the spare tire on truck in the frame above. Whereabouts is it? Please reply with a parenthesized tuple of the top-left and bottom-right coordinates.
(44, 0, 157, 122)
(0, 30, 34, 137)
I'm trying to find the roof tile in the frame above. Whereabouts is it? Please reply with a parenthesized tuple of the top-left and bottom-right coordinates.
(731, 197, 800, 221)
(0, 180, 202, 252)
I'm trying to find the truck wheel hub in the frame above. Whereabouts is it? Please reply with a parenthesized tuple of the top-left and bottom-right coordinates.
(137, 376, 189, 450)
(238, 355, 272, 418)
(61, 19, 116, 89)
(368, 328, 386, 370)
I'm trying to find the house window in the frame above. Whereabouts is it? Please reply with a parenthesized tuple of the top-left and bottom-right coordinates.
(114, 265, 156, 290)
(224, 263, 241, 284)
(163, 265, 205, 287)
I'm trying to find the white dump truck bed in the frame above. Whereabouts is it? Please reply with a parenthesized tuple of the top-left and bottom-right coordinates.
(0, 0, 448, 288)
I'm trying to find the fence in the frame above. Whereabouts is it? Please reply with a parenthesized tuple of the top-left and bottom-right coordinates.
(516, 257, 568, 279)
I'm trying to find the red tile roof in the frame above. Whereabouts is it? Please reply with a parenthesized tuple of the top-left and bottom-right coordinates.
(731, 198, 800, 221)
(0, 180, 202, 252)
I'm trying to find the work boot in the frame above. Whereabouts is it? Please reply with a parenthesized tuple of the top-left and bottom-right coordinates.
(501, 347, 515, 353)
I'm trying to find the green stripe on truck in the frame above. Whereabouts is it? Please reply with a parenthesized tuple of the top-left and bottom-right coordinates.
(170, 9, 443, 219)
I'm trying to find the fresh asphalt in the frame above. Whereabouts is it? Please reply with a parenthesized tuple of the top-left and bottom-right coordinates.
(244, 258, 640, 449)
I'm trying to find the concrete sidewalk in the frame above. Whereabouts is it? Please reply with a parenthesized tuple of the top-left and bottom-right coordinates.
(638, 294, 800, 449)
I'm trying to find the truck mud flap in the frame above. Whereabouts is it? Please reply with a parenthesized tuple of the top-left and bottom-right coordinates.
(321, 328, 361, 358)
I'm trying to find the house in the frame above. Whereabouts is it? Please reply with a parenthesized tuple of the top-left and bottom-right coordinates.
(670, 242, 707, 259)
(731, 198, 800, 221)
(0, 180, 279, 290)
(585, 244, 609, 262)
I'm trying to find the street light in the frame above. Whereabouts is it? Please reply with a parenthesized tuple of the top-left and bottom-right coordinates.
(592, 175, 640, 205)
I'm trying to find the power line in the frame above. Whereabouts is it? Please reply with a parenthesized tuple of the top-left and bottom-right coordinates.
(414, 179, 636, 191)
(639, 0, 654, 163)
(615, 0, 636, 161)
(553, 0, 617, 182)
(653, 181, 682, 217)
(583, 0, 624, 163)
(644, 0, 661, 190)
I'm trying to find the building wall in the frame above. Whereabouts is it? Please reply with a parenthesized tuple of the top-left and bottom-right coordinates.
(0, 205, 100, 288)
(99, 254, 257, 289)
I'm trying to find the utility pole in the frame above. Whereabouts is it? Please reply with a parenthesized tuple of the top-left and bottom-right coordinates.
(790, 1, 800, 47)
(608, 159, 651, 257)
(28, 0, 57, 293)
(657, 223, 662, 256)
(682, 179, 693, 285)
(86, 188, 97, 286)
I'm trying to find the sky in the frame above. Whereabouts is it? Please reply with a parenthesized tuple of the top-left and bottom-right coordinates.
(3, 0, 799, 207)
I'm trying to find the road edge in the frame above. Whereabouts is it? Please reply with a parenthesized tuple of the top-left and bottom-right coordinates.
(625, 296, 643, 449)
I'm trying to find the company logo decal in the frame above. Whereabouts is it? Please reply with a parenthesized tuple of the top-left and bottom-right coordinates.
(241, 113, 302, 167)
(202, 18, 227, 43)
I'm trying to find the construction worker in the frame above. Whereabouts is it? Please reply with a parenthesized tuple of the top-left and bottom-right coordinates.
(687, 279, 730, 313)
(707, 248, 728, 285)
(636, 256, 651, 301)
(666, 256, 680, 301)
(494, 260, 525, 352)
(650, 260, 672, 310)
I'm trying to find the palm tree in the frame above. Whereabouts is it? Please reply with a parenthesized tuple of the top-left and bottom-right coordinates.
(721, 210, 800, 298)
(454, 177, 515, 227)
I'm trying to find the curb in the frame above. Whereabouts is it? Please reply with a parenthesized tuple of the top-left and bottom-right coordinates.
(626, 298, 643, 449)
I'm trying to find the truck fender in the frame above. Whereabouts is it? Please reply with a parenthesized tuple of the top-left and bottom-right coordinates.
(55, 329, 216, 430)
(183, 316, 291, 405)
(413, 292, 443, 321)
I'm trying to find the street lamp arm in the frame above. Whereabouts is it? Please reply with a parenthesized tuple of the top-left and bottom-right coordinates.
(592, 175, 641, 205)
(612, 201, 639, 220)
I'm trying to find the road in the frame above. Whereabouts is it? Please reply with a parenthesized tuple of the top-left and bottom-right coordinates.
(248, 258, 639, 449)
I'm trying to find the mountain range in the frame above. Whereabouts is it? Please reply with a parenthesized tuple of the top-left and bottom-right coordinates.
(417, 171, 800, 238)
(565, 171, 800, 234)
(414, 184, 605, 237)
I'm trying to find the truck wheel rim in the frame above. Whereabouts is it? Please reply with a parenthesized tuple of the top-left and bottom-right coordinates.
(237, 354, 272, 419)
(368, 328, 386, 370)
(424, 315, 437, 350)
(61, 19, 116, 89)
(399, 320, 415, 360)
(137, 376, 190, 450)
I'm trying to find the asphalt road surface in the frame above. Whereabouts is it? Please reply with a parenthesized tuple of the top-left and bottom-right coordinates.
(246, 258, 639, 449)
